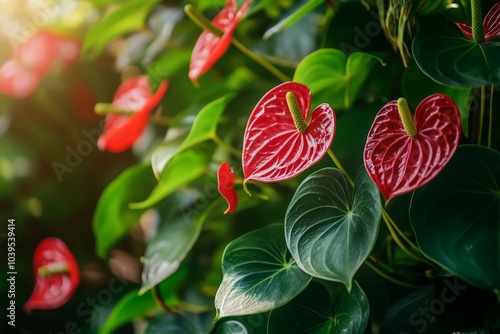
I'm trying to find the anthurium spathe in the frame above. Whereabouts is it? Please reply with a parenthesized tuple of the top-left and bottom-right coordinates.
(97, 75, 168, 153)
(456, 2, 500, 42)
(217, 161, 238, 213)
(0, 30, 80, 99)
(242, 82, 335, 184)
(189, 0, 250, 83)
(363, 94, 461, 202)
(24, 237, 79, 312)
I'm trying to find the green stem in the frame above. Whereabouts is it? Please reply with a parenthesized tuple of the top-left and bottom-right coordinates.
(95, 103, 171, 126)
(364, 258, 422, 289)
(488, 85, 494, 148)
(184, 5, 291, 82)
(471, 0, 484, 43)
(37, 264, 69, 277)
(286, 92, 308, 133)
(152, 285, 177, 314)
(479, 85, 486, 144)
(382, 209, 420, 252)
(326, 149, 354, 186)
(213, 135, 242, 158)
(397, 98, 417, 137)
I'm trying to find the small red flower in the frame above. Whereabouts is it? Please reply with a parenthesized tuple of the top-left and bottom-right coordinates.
(456, 2, 500, 41)
(218, 162, 238, 213)
(24, 238, 80, 312)
(97, 75, 168, 153)
(189, 0, 250, 83)
(0, 30, 80, 99)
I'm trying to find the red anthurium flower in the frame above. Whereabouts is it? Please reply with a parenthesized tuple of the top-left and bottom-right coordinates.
(0, 30, 80, 99)
(189, 0, 250, 83)
(363, 94, 461, 202)
(456, 2, 500, 41)
(243, 82, 335, 184)
(24, 237, 79, 312)
(97, 75, 168, 153)
(218, 162, 238, 213)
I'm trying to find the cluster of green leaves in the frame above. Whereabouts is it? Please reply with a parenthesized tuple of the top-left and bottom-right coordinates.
(85, 0, 500, 333)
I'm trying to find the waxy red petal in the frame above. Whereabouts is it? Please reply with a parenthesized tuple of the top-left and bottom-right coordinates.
(456, 2, 500, 41)
(243, 82, 335, 183)
(363, 94, 461, 202)
(24, 238, 79, 312)
(0, 30, 80, 98)
(189, 0, 250, 83)
(217, 162, 238, 213)
(98, 76, 168, 153)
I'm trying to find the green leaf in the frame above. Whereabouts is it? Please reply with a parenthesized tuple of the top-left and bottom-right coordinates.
(268, 281, 369, 333)
(131, 150, 207, 209)
(178, 95, 234, 153)
(145, 312, 215, 334)
(215, 224, 312, 319)
(285, 167, 381, 290)
(83, 0, 161, 57)
(100, 289, 158, 334)
(212, 313, 270, 334)
(402, 59, 473, 136)
(263, 0, 323, 40)
(412, 14, 500, 88)
(293, 49, 384, 110)
(140, 190, 203, 293)
(411, 145, 500, 291)
(93, 163, 156, 259)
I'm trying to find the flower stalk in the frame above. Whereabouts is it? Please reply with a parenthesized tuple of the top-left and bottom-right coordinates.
(397, 98, 417, 137)
(471, 0, 485, 43)
(286, 92, 308, 133)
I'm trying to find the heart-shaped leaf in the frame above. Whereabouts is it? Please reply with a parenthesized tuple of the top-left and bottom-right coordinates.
(412, 14, 500, 88)
(285, 167, 381, 290)
(217, 162, 238, 214)
(242, 81, 335, 184)
(24, 238, 80, 312)
(410, 145, 500, 291)
(215, 224, 312, 319)
(267, 281, 369, 334)
(363, 94, 461, 202)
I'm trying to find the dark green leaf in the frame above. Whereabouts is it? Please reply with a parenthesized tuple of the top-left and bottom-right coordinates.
(293, 49, 384, 110)
(411, 145, 500, 290)
(212, 313, 270, 334)
(215, 224, 312, 319)
(268, 281, 369, 334)
(83, 0, 161, 57)
(412, 14, 500, 88)
(145, 311, 215, 334)
(140, 190, 203, 293)
(285, 167, 381, 290)
(93, 164, 156, 259)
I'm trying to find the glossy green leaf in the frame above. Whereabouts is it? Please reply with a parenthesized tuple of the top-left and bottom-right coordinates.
(402, 59, 473, 136)
(140, 190, 203, 293)
(93, 163, 156, 259)
(213, 313, 270, 334)
(268, 281, 369, 334)
(131, 150, 207, 209)
(285, 167, 381, 290)
(263, 0, 323, 40)
(215, 224, 312, 319)
(100, 289, 158, 334)
(411, 145, 500, 290)
(83, 0, 161, 57)
(293, 49, 384, 110)
(412, 14, 500, 88)
(145, 311, 215, 334)
(178, 95, 234, 152)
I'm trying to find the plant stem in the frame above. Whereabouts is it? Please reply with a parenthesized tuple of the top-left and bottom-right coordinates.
(286, 92, 308, 133)
(213, 135, 242, 158)
(326, 149, 354, 186)
(471, 0, 484, 43)
(488, 85, 494, 148)
(364, 258, 421, 289)
(184, 5, 291, 82)
(95, 103, 172, 126)
(152, 285, 177, 314)
(479, 85, 486, 144)
(382, 209, 419, 252)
